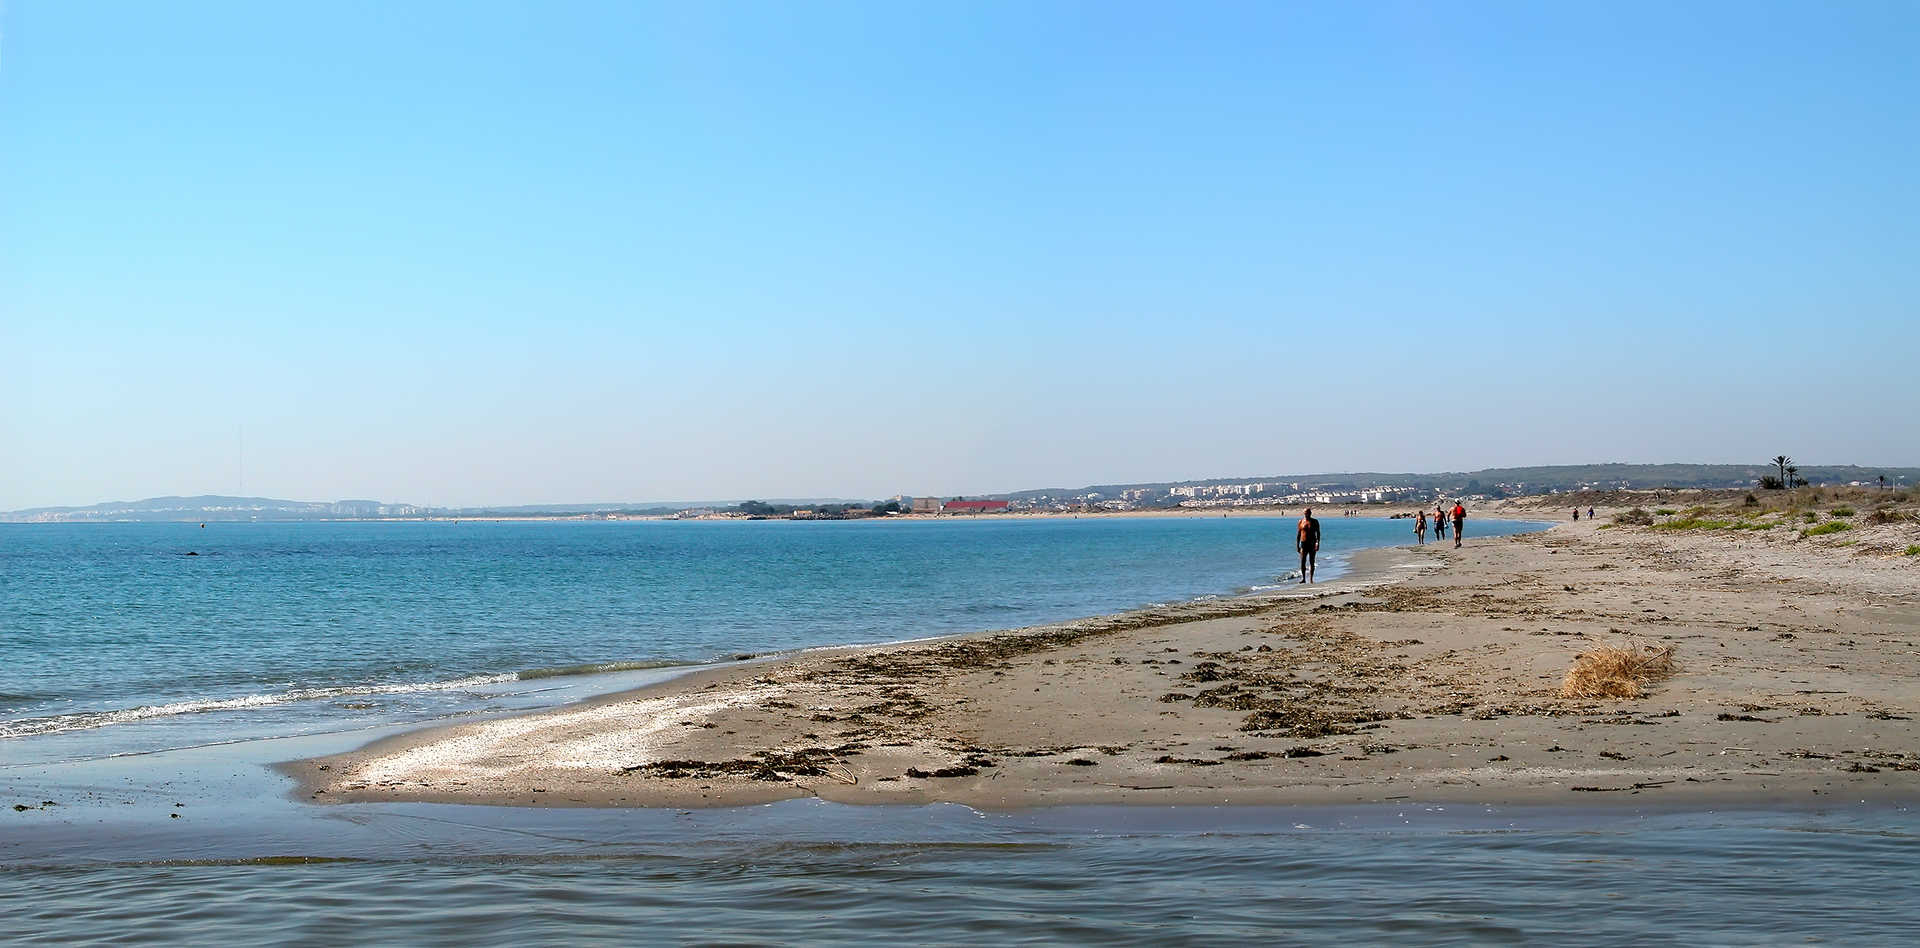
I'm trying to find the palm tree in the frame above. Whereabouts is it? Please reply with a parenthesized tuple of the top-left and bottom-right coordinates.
(1772, 455, 1792, 488)
(1786, 465, 1801, 488)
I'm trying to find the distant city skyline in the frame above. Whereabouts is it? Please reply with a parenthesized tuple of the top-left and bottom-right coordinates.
(5, 2, 1915, 510)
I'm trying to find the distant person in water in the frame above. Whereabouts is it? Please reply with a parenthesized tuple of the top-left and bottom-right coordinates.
(1296, 507, 1321, 583)
(1452, 501, 1466, 548)
(1415, 509, 1427, 544)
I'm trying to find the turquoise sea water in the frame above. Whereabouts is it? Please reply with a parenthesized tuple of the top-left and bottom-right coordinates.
(7, 516, 1919, 944)
(1, 516, 1534, 760)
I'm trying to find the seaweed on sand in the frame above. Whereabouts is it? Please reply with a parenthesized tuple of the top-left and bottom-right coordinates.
(1560, 641, 1678, 699)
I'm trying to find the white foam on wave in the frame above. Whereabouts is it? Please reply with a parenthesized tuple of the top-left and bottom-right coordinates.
(0, 673, 519, 740)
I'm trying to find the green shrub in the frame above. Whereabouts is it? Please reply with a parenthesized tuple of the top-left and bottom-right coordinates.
(1905, 545, 1920, 557)
(1654, 508, 1677, 516)
(1613, 507, 1655, 526)
(1804, 511, 1819, 523)
(1801, 521, 1851, 537)
(1830, 506, 1855, 518)
(1744, 493, 1759, 506)
(1654, 518, 1736, 531)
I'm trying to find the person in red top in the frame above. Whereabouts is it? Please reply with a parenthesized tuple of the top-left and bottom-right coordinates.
(1451, 502, 1466, 548)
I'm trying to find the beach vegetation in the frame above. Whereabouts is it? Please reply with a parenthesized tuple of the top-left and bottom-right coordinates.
(1830, 506, 1854, 518)
(1744, 493, 1759, 506)
(1654, 508, 1678, 516)
(1613, 508, 1655, 526)
(1758, 475, 1786, 490)
(1904, 545, 1920, 557)
(1652, 518, 1735, 531)
(1801, 521, 1850, 537)
(1771, 455, 1793, 488)
(1561, 641, 1678, 699)
(1804, 511, 1819, 523)
(1870, 508, 1913, 525)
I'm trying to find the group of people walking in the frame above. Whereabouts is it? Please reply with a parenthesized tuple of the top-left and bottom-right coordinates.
(1294, 501, 1469, 586)
(1412, 502, 1467, 549)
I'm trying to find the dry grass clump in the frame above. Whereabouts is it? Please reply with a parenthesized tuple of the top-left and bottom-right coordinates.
(1613, 507, 1655, 526)
(1561, 641, 1678, 699)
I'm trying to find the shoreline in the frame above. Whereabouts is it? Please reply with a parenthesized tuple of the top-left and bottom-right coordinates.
(289, 512, 1920, 810)
(3, 516, 1463, 748)
(278, 542, 1438, 806)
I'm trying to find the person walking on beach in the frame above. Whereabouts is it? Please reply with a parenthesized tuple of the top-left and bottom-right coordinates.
(1414, 509, 1427, 544)
(1451, 501, 1466, 548)
(1573, 508, 1580, 521)
(1434, 506, 1446, 539)
(1296, 508, 1321, 583)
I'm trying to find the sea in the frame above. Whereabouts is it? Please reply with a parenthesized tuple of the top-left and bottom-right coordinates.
(4, 516, 1917, 944)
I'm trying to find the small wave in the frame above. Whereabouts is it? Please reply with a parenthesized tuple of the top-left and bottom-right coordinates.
(514, 659, 686, 680)
(0, 673, 517, 740)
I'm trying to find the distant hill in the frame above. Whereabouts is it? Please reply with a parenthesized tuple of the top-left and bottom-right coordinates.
(1, 494, 883, 522)
(7, 465, 1915, 522)
(0, 495, 430, 523)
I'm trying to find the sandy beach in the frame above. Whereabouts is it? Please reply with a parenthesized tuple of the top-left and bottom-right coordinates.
(291, 493, 1920, 810)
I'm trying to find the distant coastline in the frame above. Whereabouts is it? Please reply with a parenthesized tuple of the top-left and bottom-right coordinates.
(9, 463, 1917, 523)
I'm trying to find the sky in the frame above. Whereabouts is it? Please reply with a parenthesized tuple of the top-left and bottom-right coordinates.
(3, 1, 1915, 509)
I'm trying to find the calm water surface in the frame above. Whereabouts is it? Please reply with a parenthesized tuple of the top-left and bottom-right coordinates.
(4, 797, 1916, 945)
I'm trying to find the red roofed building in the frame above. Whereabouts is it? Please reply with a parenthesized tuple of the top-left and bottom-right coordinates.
(942, 499, 1010, 514)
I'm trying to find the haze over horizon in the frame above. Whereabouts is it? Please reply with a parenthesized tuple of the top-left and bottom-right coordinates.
(6, 2, 1915, 511)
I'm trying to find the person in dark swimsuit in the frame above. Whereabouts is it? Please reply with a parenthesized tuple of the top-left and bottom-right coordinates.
(1296, 508, 1321, 583)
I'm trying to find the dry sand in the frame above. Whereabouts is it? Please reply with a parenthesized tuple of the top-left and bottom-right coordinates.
(291, 505, 1919, 810)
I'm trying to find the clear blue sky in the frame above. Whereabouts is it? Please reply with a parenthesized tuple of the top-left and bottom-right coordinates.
(3, 1, 1914, 508)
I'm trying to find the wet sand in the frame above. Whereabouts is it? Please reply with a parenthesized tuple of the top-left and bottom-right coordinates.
(291, 511, 1920, 809)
